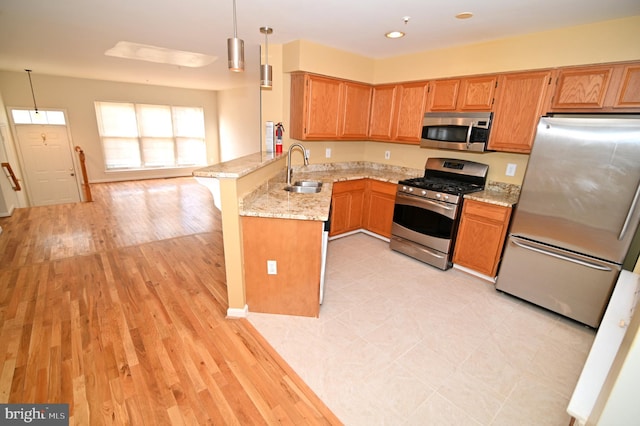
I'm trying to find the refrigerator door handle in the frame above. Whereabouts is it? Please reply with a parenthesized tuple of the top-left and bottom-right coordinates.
(511, 237, 613, 272)
(618, 179, 640, 241)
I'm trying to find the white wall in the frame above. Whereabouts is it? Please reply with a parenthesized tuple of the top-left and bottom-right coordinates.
(217, 85, 261, 162)
(0, 71, 220, 184)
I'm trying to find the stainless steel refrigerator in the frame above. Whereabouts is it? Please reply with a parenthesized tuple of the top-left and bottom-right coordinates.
(495, 115, 640, 328)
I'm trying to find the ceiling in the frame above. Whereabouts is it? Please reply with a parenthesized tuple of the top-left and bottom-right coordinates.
(0, 0, 639, 91)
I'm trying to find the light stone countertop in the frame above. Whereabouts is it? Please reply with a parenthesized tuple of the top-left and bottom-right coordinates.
(239, 162, 423, 221)
(465, 181, 521, 207)
(193, 152, 282, 178)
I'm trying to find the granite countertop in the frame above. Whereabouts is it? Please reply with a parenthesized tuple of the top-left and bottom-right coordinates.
(193, 152, 282, 178)
(465, 181, 521, 207)
(240, 162, 423, 221)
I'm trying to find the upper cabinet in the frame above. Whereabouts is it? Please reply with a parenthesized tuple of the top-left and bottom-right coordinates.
(488, 70, 554, 154)
(369, 81, 429, 143)
(427, 76, 497, 112)
(368, 84, 397, 141)
(549, 62, 640, 112)
(290, 72, 372, 140)
(394, 81, 430, 142)
(342, 81, 374, 139)
(613, 64, 640, 109)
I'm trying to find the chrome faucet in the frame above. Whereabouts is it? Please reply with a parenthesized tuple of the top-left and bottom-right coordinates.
(287, 143, 309, 186)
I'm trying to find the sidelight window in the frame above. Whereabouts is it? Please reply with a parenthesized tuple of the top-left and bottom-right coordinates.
(94, 101, 206, 170)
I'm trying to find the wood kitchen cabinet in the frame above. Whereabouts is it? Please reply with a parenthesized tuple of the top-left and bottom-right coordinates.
(329, 179, 366, 236)
(549, 61, 640, 112)
(394, 81, 430, 142)
(363, 180, 396, 238)
(242, 216, 323, 317)
(427, 75, 497, 112)
(453, 199, 512, 277)
(290, 72, 372, 140)
(488, 69, 554, 153)
(368, 81, 428, 143)
(368, 84, 397, 140)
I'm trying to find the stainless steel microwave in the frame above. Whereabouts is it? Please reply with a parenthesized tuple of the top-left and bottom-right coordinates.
(420, 112, 493, 152)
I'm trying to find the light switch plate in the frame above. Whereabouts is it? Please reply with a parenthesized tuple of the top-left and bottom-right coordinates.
(325, 148, 331, 158)
(384, 151, 391, 160)
(506, 163, 517, 177)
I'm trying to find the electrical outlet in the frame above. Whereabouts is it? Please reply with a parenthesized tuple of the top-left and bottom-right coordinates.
(384, 151, 391, 160)
(305, 149, 311, 159)
(506, 163, 517, 177)
(325, 148, 331, 158)
(267, 260, 277, 275)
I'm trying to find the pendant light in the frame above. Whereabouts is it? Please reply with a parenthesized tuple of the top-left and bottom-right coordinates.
(227, 0, 244, 72)
(25, 69, 39, 114)
(260, 27, 273, 89)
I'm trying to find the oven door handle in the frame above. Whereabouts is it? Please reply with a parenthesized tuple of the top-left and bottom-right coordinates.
(396, 192, 455, 211)
(465, 122, 475, 150)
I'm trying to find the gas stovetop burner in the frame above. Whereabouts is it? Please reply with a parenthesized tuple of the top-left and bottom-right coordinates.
(400, 177, 484, 195)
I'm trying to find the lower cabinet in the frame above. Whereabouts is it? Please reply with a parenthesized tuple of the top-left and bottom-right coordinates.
(329, 179, 366, 236)
(363, 180, 397, 238)
(453, 200, 512, 277)
(242, 216, 323, 317)
(330, 179, 396, 238)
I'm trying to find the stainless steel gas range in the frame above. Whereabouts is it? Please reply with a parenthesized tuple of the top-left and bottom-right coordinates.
(390, 158, 489, 270)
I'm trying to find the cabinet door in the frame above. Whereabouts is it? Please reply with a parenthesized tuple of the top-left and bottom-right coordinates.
(368, 85, 397, 140)
(364, 180, 396, 238)
(427, 79, 460, 111)
(453, 200, 511, 277)
(394, 82, 429, 142)
(488, 70, 553, 153)
(330, 180, 366, 236)
(304, 74, 343, 138)
(550, 65, 613, 109)
(459, 76, 497, 111)
(341, 81, 372, 139)
(614, 64, 640, 108)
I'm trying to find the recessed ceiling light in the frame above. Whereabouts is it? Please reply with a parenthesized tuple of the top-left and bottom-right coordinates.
(455, 12, 474, 19)
(105, 41, 217, 67)
(385, 31, 405, 39)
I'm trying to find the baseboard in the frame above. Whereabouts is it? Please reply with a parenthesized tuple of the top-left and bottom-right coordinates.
(227, 304, 249, 318)
(328, 228, 390, 243)
(453, 264, 496, 283)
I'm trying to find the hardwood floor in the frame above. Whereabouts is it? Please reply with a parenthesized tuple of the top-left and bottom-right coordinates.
(0, 178, 341, 425)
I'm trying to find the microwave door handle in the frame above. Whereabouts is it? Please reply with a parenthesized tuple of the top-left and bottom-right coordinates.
(619, 178, 640, 240)
(465, 122, 474, 149)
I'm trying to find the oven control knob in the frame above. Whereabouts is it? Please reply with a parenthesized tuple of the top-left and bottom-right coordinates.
(436, 193, 441, 198)
(443, 195, 449, 200)
(408, 187, 413, 192)
(421, 190, 427, 196)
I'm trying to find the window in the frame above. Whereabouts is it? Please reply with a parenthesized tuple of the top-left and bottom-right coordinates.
(11, 109, 66, 125)
(95, 101, 206, 170)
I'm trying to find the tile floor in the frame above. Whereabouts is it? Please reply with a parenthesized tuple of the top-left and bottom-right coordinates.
(248, 233, 596, 425)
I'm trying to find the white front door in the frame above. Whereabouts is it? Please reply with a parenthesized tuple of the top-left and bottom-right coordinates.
(15, 124, 80, 206)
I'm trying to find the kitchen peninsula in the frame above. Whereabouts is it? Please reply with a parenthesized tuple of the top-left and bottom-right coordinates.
(194, 153, 422, 317)
(194, 152, 521, 318)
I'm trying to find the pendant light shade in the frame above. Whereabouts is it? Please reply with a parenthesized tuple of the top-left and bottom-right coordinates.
(227, 0, 244, 72)
(260, 27, 273, 89)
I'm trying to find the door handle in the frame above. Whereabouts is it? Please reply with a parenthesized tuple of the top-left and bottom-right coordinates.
(619, 178, 640, 240)
(511, 237, 612, 271)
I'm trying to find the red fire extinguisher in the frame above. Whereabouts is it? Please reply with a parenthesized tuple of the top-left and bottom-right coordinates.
(275, 122, 284, 154)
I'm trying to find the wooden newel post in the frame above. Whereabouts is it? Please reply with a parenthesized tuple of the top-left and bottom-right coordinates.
(74, 146, 92, 202)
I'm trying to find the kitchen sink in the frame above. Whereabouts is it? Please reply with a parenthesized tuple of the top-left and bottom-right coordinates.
(284, 183, 322, 194)
(293, 180, 322, 187)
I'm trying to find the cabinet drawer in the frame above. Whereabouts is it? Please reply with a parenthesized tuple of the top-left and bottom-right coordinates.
(463, 200, 510, 222)
(332, 179, 366, 194)
(367, 179, 397, 196)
